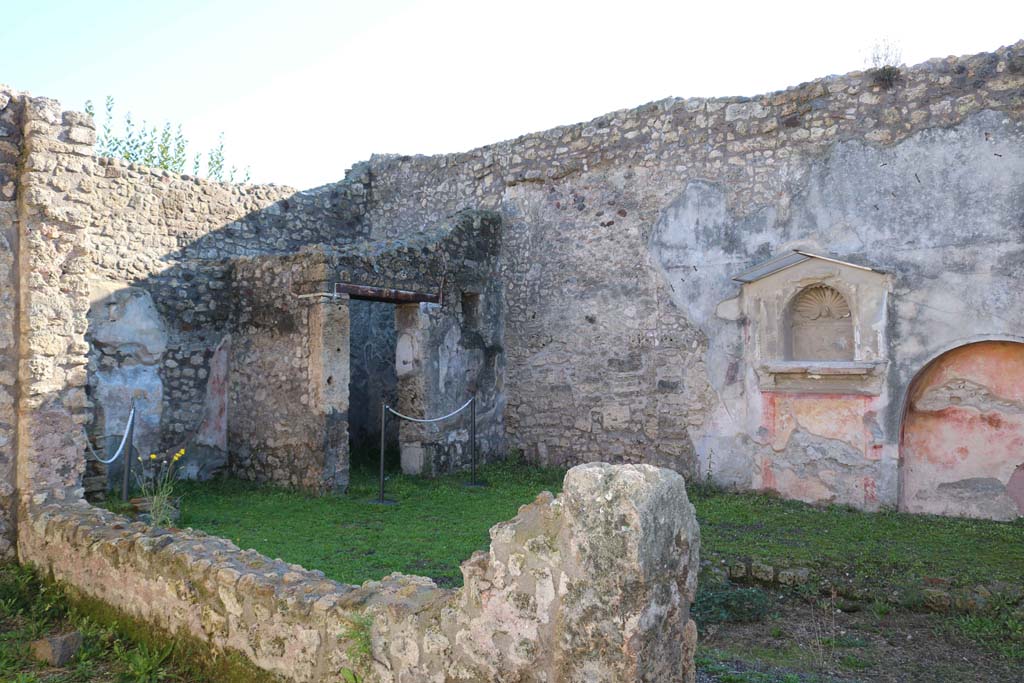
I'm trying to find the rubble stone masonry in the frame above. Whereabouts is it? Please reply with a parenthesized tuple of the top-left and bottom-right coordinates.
(345, 41, 1024, 508)
(20, 463, 701, 683)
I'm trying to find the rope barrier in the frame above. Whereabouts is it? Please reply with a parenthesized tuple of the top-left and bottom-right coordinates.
(385, 396, 474, 423)
(372, 395, 483, 504)
(82, 406, 136, 465)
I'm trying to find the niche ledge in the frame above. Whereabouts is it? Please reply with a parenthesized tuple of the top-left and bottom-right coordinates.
(759, 360, 887, 394)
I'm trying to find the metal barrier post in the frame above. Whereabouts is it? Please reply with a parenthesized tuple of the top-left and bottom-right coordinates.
(369, 403, 397, 505)
(120, 398, 135, 502)
(464, 396, 488, 488)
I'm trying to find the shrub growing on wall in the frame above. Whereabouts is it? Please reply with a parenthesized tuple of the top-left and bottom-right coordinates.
(83, 96, 249, 182)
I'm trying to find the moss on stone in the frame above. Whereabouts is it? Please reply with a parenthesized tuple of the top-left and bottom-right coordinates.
(67, 587, 285, 683)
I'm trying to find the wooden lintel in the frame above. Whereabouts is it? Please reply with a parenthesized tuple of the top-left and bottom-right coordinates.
(334, 282, 440, 304)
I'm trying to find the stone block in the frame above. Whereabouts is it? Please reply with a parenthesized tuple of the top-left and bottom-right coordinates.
(923, 588, 953, 612)
(728, 560, 747, 580)
(777, 567, 810, 586)
(750, 560, 774, 583)
(31, 631, 82, 666)
(400, 441, 425, 475)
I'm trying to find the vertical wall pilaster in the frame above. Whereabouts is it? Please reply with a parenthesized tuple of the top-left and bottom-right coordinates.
(14, 96, 96, 520)
(0, 88, 23, 560)
(395, 303, 428, 474)
(309, 294, 350, 492)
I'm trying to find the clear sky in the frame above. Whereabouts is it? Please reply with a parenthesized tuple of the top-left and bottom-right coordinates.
(3, 1, 1022, 189)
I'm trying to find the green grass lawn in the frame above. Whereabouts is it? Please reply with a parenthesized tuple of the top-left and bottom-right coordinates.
(687, 484, 1024, 588)
(177, 460, 565, 586)
(175, 463, 1024, 591)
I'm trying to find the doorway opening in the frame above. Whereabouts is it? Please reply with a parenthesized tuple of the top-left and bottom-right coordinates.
(348, 299, 400, 472)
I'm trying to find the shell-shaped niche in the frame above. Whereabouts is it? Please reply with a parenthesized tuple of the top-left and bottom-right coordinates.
(788, 284, 854, 360)
(792, 285, 851, 321)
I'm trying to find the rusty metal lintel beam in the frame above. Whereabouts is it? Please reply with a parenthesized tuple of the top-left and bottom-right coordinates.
(334, 282, 440, 304)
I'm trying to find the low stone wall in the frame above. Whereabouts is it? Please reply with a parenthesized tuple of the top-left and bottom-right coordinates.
(18, 463, 700, 682)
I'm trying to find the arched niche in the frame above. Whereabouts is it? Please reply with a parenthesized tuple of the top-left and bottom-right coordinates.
(731, 250, 890, 394)
(784, 284, 855, 361)
(899, 340, 1024, 520)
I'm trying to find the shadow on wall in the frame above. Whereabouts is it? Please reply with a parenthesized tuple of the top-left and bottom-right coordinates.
(79, 166, 504, 496)
(80, 170, 368, 491)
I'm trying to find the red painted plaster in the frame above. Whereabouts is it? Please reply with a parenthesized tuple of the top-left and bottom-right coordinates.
(901, 341, 1024, 518)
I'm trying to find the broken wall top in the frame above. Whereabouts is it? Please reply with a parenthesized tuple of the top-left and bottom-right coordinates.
(229, 209, 502, 300)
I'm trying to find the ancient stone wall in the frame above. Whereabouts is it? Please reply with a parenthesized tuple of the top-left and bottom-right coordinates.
(15, 94, 95, 511)
(0, 86, 21, 560)
(18, 463, 700, 683)
(227, 211, 505, 484)
(0, 83, 378, 498)
(79, 161, 370, 453)
(5, 41, 1024, 523)
(337, 42, 1024, 510)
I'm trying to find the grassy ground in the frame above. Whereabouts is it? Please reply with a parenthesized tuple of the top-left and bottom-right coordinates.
(177, 459, 565, 586)
(686, 485, 1024, 681)
(694, 591, 1023, 682)
(0, 563, 282, 683)
(687, 484, 1024, 589)
(177, 466, 1024, 591)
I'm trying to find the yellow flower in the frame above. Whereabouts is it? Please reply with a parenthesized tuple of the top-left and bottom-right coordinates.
(149, 453, 157, 460)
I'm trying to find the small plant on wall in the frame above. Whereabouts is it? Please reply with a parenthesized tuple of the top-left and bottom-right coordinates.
(339, 613, 374, 682)
(867, 38, 903, 89)
(133, 448, 187, 527)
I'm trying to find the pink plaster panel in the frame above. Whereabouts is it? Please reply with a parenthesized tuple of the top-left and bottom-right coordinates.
(759, 391, 881, 507)
(762, 392, 876, 456)
(196, 335, 230, 451)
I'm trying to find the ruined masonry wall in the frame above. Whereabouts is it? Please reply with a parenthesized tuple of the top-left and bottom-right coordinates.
(347, 42, 1024, 505)
(19, 463, 700, 683)
(15, 95, 95, 511)
(4, 85, 373, 487)
(0, 87, 22, 560)
(82, 159, 369, 449)
(228, 255, 350, 493)
(4, 85, 375, 503)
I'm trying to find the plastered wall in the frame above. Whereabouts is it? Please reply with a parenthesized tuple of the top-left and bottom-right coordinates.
(335, 41, 1024, 512)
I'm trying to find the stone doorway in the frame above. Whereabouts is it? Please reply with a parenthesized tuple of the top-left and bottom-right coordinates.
(900, 340, 1024, 520)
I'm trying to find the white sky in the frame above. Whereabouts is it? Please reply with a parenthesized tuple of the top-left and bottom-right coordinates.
(4, 1, 1022, 189)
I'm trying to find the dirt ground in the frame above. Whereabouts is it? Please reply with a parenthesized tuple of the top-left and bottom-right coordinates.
(697, 597, 1022, 683)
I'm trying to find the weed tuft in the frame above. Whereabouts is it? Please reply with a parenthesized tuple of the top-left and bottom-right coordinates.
(692, 585, 773, 632)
